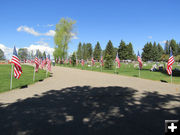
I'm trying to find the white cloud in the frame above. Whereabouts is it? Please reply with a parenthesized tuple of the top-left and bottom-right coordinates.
(0, 42, 54, 60)
(17, 26, 40, 36)
(44, 30, 56, 36)
(25, 41, 54, 58)
(71, 32, 78, 39)
(0, 44, 14, 59)
(17, 26, 78, 39)
(17, 26, 55, 37)
(160, 40, 166, 44)
(47, 24, 54, 27)
(148, 36, 152, 39)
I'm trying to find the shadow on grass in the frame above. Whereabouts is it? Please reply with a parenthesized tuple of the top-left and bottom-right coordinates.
(159, 69, 180, 77)
(0, 86, 180, 135)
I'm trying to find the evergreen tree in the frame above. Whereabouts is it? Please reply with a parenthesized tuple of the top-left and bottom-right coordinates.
(77, 42, 82, 59)
(113, 47, 118, 60)
(93, 42, 102, 61)
(37, 49, 43, 58)
(86, 43, 93, 59)
(118, 40, 128, 60)
(71, 52, 76, 66)
(104, 40, 114, 69)
(164, 40, 169, 54)
(178, 43, 180, 55)
(169, 39, 178, 55)
(152, 42, 158, 61)
(157, 43, 164, 61)
(142, 42, 153, 61)
(43, 51, 46, 59)
(82, 43, 87, 60)
(18, 48, 28, 60)
(126, 42, 134, 60)
(0, 49, 5, 60)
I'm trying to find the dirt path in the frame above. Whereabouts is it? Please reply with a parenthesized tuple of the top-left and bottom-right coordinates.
(0, 66, 180, 104)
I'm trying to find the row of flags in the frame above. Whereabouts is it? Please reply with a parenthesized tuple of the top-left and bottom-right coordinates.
(10, 46, 175, 80)
(11, 46, 51, 79)
(55, 50, 174, 76)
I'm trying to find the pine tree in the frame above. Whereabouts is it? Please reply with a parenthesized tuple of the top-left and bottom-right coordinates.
(169, 39, 178, 56)
(104, 40, 114, 69)
(93, 42, 102, 61)
(118, 40, 128, 60)
(82, 43, 87, 60)
(126, 42, 134, 60)
(71, 52, 76, 66)
(43, 51, 46, 59)
(77, 42, 82, 59)
(152, 42, 158, 61)
(164, 40, 169, 54)
(157, 43, 164, 61)
(142, 42, 153, 61)
(0, 49, 5, 60)
(86, 43, 93, 59)
(178, 43, 180, 55)
(113, 47, 118, 60)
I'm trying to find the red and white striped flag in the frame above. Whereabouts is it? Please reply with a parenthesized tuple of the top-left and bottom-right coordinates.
(35, 52, 40, 72)
(66, 58, 68, 64)
(76, 58, 78, 65)
(47, 54, 51, 71)
(11, 46, 22, 79)
(137, 51, 142, 69)
(62, 58, 64, 64)
(81, 59, 84, 66)
(91, 57, 95, 66)
(167, 48, 175, 75)
(100, 55, 104, 66)
(115, 53, 120, 68)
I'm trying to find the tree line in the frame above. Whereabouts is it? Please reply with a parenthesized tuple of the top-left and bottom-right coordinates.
(74, 39, 180, 69)
(0, 48, 48, 61)
(142, 39, 180, 62)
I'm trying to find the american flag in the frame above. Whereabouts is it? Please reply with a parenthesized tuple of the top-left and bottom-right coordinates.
(62, 58, 64, 64)
(115, 52, 120, 68)
(11, 46, 22, 79)
(66, 58, 68, 64)
(100, 55, 104, 66)
(137, 51, 142, 69)
(35, 51, 40, 72)
(76, 58, 78, 65)
(91, 56, 95, 66)
(167, 48, 175, 75)
(47, 54, 51, 71)
(81, 59, 84, 66)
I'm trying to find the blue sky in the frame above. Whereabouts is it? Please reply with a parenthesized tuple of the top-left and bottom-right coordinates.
(0, 0, 179, 59)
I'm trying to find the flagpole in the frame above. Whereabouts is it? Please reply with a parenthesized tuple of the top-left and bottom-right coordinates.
(46, 64, 48, 78)
(91, 60, 92, 70)
(115, 61, 117, 74)
(33, 64, 36, 82)
(101, 62, 102, 72)
(10, 64, 13, 90)
(139, 65, 140, 77)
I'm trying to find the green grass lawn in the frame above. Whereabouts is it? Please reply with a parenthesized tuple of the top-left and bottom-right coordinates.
(57, 62, 180, 84)
(0, 64, 48, 93)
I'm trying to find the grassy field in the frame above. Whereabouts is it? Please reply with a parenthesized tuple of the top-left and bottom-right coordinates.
(57, 62, 180, 84)
(0, 64, 48, 93)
